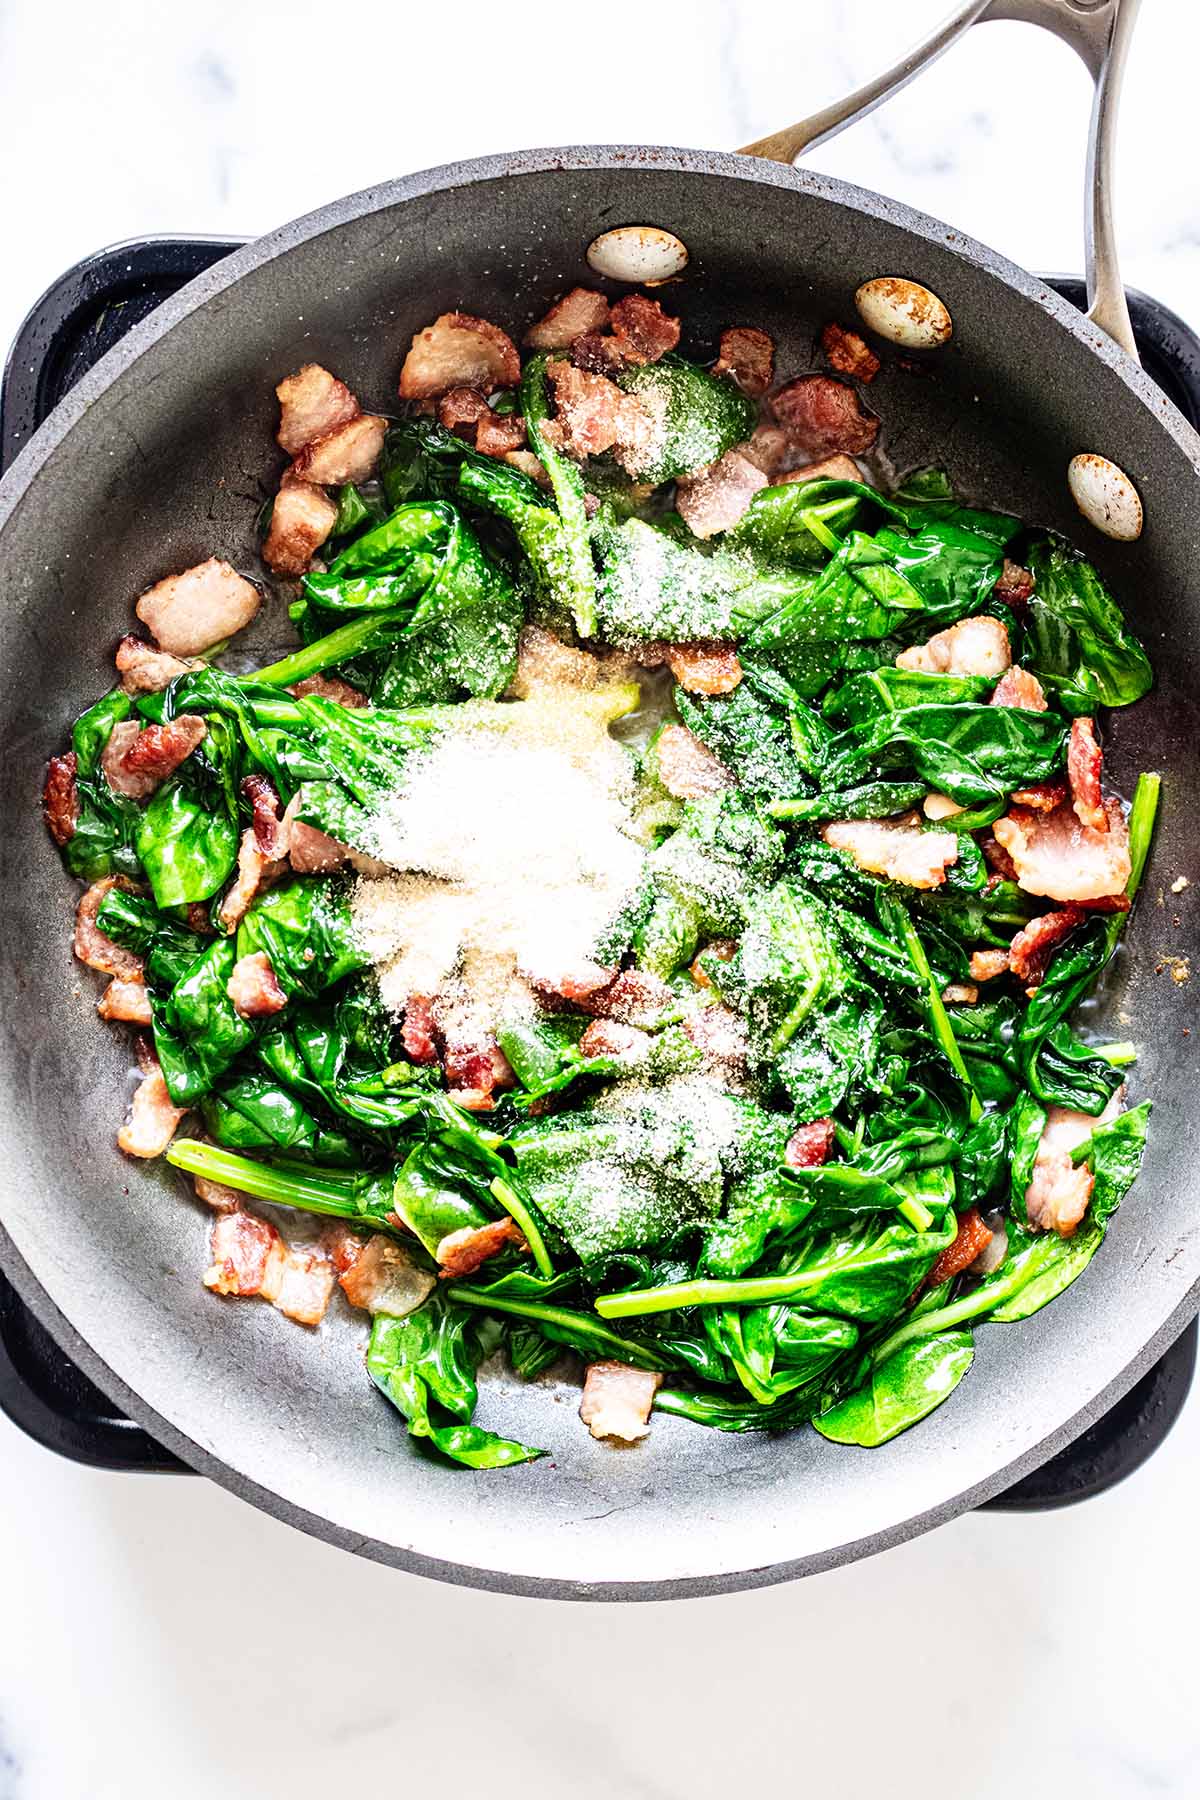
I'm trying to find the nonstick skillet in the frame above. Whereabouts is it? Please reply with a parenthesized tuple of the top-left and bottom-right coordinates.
(1, 0, 1197, 1598)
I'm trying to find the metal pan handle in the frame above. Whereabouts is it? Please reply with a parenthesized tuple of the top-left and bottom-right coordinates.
(740, 0, 1141, 362)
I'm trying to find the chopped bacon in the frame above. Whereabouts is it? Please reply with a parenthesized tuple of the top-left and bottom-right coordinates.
(338, 1234, 435, 1316)
(509, 623, 605, 697)
(689, 938, 737, 989)
(896, 615, 1011, 680)
(663, 641, 744, 694)
(193, 1173, 244, 1214)
(217, 828, 284, 934)
(42, 752, 78, 846)
(401, 995, 439, 1064)
(118, 1050, 185, 1158)
(74, 877, 144, 979)
(993, 798, 1130, 904)
(991, 664, 1047, 711)
(780, 453, 864, 486)
(570, 332, 626, 377)
(241, 773, 286, 858)
(259, 1238, 336, 1326)
(275, 363, 359, 456)
(821, 321, 880, 382)
(579, 1361, 662, 1443)
(97, 977, 153, 1025)
(770, 375, 879, 457)
(437, 386, 491, 437)
(655, 722, 734, 799)
(995, 557, 1035, 606)
(785, 1117, 836, 1170)
(712, 326, 774, 399)
(101, 715, 207, 800)
(675, 450, 768, 539)
(545, 358, 651, 463)
(114, 635, 197, 694)
(526, 287, 611, 350)
(1024, 1102, 1123, 1237)
(1011, 779, 1069, 813)
(738, 424, 801, 478)
(322, 1221, 366, 1275)
(399, 312, 521, 401)
(682, 1002, 750, 1077)
(475, 411, 527, 458)
(609, 294, 680, 365)
(941, 982, 979, 1005)
(577, 967, 674, 1029)
(969, 948, 1011, 983)
(288, 672, 368, 708)
(923, 792, 964, 821)
(227, 951, 287, 1019)
(526, 958, 617, 1006)
(1007, 907, 1085, 987)
(287, 414, 387, 487)
(1068, 716, 1107, 832)
(437, 1216, 528, 1278)
(926, 1207, 994, 1286)
(135, 558, 261, 657)
(504, 448, 551, 486)
(204, 1209, 336, 1325)
(443, 1029, 514, 1109)
(579, 1018, 652, 1062)
(262, 481, 338, 576)
(280, 792, 352, 874)
(823, 817, 959, 889)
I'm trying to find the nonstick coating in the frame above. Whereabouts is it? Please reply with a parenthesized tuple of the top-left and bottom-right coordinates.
(1, 148, 1198, 1599)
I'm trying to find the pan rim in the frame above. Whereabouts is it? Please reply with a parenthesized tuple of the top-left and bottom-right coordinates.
(2, 143, 1198, 1598)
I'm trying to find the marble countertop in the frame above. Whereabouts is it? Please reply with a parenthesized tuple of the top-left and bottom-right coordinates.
(2, 2, 1199, 1795)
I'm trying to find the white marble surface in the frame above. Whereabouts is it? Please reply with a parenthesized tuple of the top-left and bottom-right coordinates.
(2, 1, 1199, 1794)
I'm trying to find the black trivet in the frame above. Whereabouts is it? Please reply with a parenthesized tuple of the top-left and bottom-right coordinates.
(1, 239, 1194, 1500)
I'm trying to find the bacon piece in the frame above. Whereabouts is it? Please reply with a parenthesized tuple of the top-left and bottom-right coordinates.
(504, 448, 551, 486)
(926, 1207, 994, 1286)
(663, 641, 744, 694)
(579, 1361, 662, 1443)
(399, 312, 521, 400)
(475, 411, 527, 458)
(526, 287, 611, 350)
(821, 321, 881, 382)
(437, 386, 490, 437)
(338, 1234, 435, 1315)
(114, 635, 198, 694)
(101, 715, 207, 800)
(193, 1173, 244, 1214)
(118, 1049, 185, 1158)
(941, 982, 979, 1005)
(579, 1018, 652, 1062)
(279, 793, 353, 874)
(675, 451, 768, 539)
(1007, 907, 1085, 988)
(262, 481, 338, 576)
(712, 326, 774, 399)
(288, 673, 368, 708)
(1011, 779, 1069, 813)
(204, 1210, 337, 1325)
(995, 557, 1035, 606)
(577, 967, 674, 1028)
(442, 1028, 514, 1109)
(261, 1235, 336, 1324)
(682, 1002, 750, 1079)
(1024, 1104, 1120, 1237)
(227, 951, 287, 1019)
(969, 948, 1011, 983)
(217, 828, 284, 934)
(770, 375, 879, 457)
(570, 332, 626, 377)
(437, 1217, 528, 1278)
(136, 558, 261, 656)
(525, 958, 617, 1008)
(993, 799, 1130, 904)
(785, 1117, 836, 1170)
(323, 1221, 366, 1275)
(980, 832, 1018, 882)
(74, 877, 144, 979)
(509, 623, 605, 697)
(401, 995, 439, 1065)
(654, 722, 734, 799)
(991, 664, 1047, 711)
(287, 413, 387, 487)
(689, 938, 737, 989)
(545, 358, 651, 462)
(923, 793, 964, 822)
(1068, 716, 1107, 832)
(738, 424, 801, 478)
(779, 453, 864, 486)
(896, 615, 1011, 679)
(241, 773, 286, 858)
(97, 977, 153, 1025)
(823, 818, 959, 889)
(42, 752, 78, 846)
(275, 363, 359, 456)
(609, 294, 680, 365)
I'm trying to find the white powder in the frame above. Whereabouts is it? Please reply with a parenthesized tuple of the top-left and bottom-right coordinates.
(353, 690, 645, 1030)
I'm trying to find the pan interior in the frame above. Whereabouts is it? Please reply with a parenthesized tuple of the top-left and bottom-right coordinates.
(1, 150, 1198, 1596)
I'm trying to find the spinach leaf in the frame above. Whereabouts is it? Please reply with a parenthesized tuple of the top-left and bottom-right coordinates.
(823, 702, 1066, 805)
(367, 1303, 544, 1468)
(814, 1330, 973, 1445)
(1024, 538, 1153, 708)
(521, 351, 598, 636)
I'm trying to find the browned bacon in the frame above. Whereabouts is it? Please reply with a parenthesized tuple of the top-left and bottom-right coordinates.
(101, 716, 207, 800)
(279, 792, 353, 875)
(981, 832, 1018, 882)
(436, 1217, 528, 1278)
(135, 558, 261, 656)
(193, 1173, 244, 1214)
(262, 481, 338, 576)
(1011, 778, 1069, 812)
(227, 951, 287, 1019)
(74, 877, 144, 979)
(288, 673, 368, 708)
(675, 450, 768, 539)
(994, 557, 1035, 606)
(1007, 907, 1085, 988)
(823, 817, 959, 889)
(926, 1207, 995, 1286)
(993, 799, 1130, 904)
(114, 635, 197, 694)
(42, 752, 78, 846)
(241, 773, 286, 858)
(1068, 716, 1107, 831)
(785, 1117, 836, 1170)
(97, 977, 153, 1025)
(969, 948, 1011, 983)
(1024, 1102, 1121, 1237)
(275, 363, 359, 456)
(896, 615, 1010, 679)
(682, 1003, 750, 1080)
(770, 375, 879, 457)
(579, 967, 675, 1029)
(579, 1362, 662, 1442)
(578, 1018, 652, 1062)
(545, 358, 651, 463)
(287, 413, 387, 487)
(526, 287, 612, 350)
(217, 828, 283, 934)
(712, 326, 775, 398)
(399, 312, 521, 401)
(118, 1046, 185, 1159)
(437, 385, 491, 436)
(608, 294, 680, 365)
(570, 332, 625, 377)
(401, 995, 439, 1065)
(821, 321, 880, 382)
(204, 1209, 337, 1325)
(780, 453, 864, 486)
(475, 411, 527, 458)
(654, 722, 734, 799)
(663, 641, 744, 695)
(338, 1234, 435, 1315)
(991, 665, 1047, 711)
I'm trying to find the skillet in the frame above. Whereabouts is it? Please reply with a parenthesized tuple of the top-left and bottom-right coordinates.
(1, 0, 1198, 1598)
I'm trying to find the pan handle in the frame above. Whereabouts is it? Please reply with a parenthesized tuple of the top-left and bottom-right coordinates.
(739, 0, 1141, 362)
